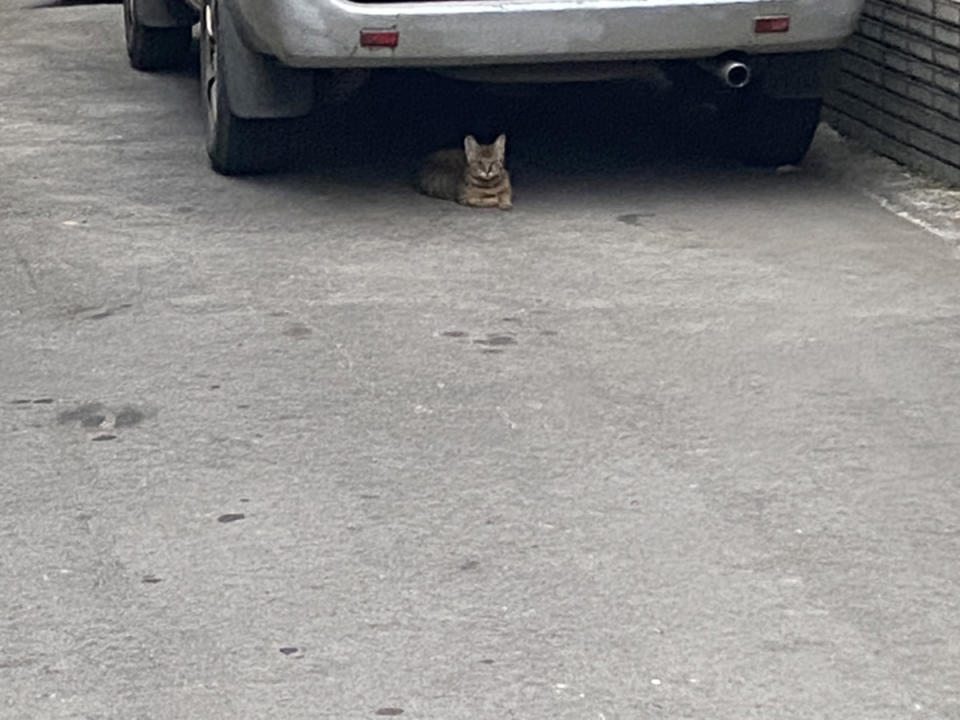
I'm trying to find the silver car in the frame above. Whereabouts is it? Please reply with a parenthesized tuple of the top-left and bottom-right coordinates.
(122, 0, 865, 174)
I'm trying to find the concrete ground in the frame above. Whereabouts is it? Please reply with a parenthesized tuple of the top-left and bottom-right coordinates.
(2, 2, 960, 719)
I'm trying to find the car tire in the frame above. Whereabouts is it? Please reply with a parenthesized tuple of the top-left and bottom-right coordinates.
(723, 95, 822, 167)
(201, 0, 309, 175)
(123, 0, 191, 71)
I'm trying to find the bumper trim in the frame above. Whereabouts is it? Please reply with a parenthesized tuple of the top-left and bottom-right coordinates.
(227, 0, 865, 69)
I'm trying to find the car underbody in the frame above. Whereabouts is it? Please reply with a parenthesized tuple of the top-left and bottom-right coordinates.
(121, 0, 865, 174)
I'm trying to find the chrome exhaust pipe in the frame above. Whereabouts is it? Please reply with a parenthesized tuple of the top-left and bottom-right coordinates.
(698, 58, 752, 89)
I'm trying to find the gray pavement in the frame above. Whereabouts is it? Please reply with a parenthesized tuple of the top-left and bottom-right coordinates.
(2, 3, 960, 719)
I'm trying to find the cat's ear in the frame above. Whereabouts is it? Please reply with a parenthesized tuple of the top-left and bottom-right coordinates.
(464, 135, 479, 161)
(493, 134, 507, 160)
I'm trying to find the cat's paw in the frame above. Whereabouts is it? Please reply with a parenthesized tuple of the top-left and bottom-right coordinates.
(498, 201, 513, 211)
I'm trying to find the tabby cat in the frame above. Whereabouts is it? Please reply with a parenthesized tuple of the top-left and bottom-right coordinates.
(417, 134, 512, 210)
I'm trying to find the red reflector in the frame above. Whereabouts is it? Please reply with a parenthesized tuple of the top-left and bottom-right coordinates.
(360, 29, 399, 48)
(754, 16, 790, 33)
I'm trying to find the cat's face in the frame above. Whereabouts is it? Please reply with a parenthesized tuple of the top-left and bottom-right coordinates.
(464, 134, 506, 181)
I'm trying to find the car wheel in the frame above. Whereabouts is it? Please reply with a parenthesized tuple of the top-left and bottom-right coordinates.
(723, 95, 822, 167)
(123, 0, 191, 71)
(201, 0, 308, 175)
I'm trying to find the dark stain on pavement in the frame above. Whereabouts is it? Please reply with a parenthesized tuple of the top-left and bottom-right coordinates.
(57, 402, 151, 429)
(617, 212, 657, 226)
(142, 575, 163, 584)
(114, 406, 146, 427)
(474, 334, 516, 347)
(71, 303, 133, 321)
(217, 513, 245, 523)
(283, 322, 313, 338)
(87, 304, 132, 321)
(375, 709, 404, 716)
(57, 402, 107, 426)
(440, 330, 468, 338)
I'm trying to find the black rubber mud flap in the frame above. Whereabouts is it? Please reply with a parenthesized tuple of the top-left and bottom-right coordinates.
(216, 0, 314, 120)
(202, 0, 314, 174)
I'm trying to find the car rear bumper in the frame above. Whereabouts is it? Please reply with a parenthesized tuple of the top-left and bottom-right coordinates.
(226, 0, 864, 69)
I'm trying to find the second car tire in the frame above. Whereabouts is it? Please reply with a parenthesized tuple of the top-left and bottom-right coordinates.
(123, 0, 191, 71)
(722, 94, 823, 167)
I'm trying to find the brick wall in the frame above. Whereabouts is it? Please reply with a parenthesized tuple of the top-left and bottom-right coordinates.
(824, 0, 960, 186)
